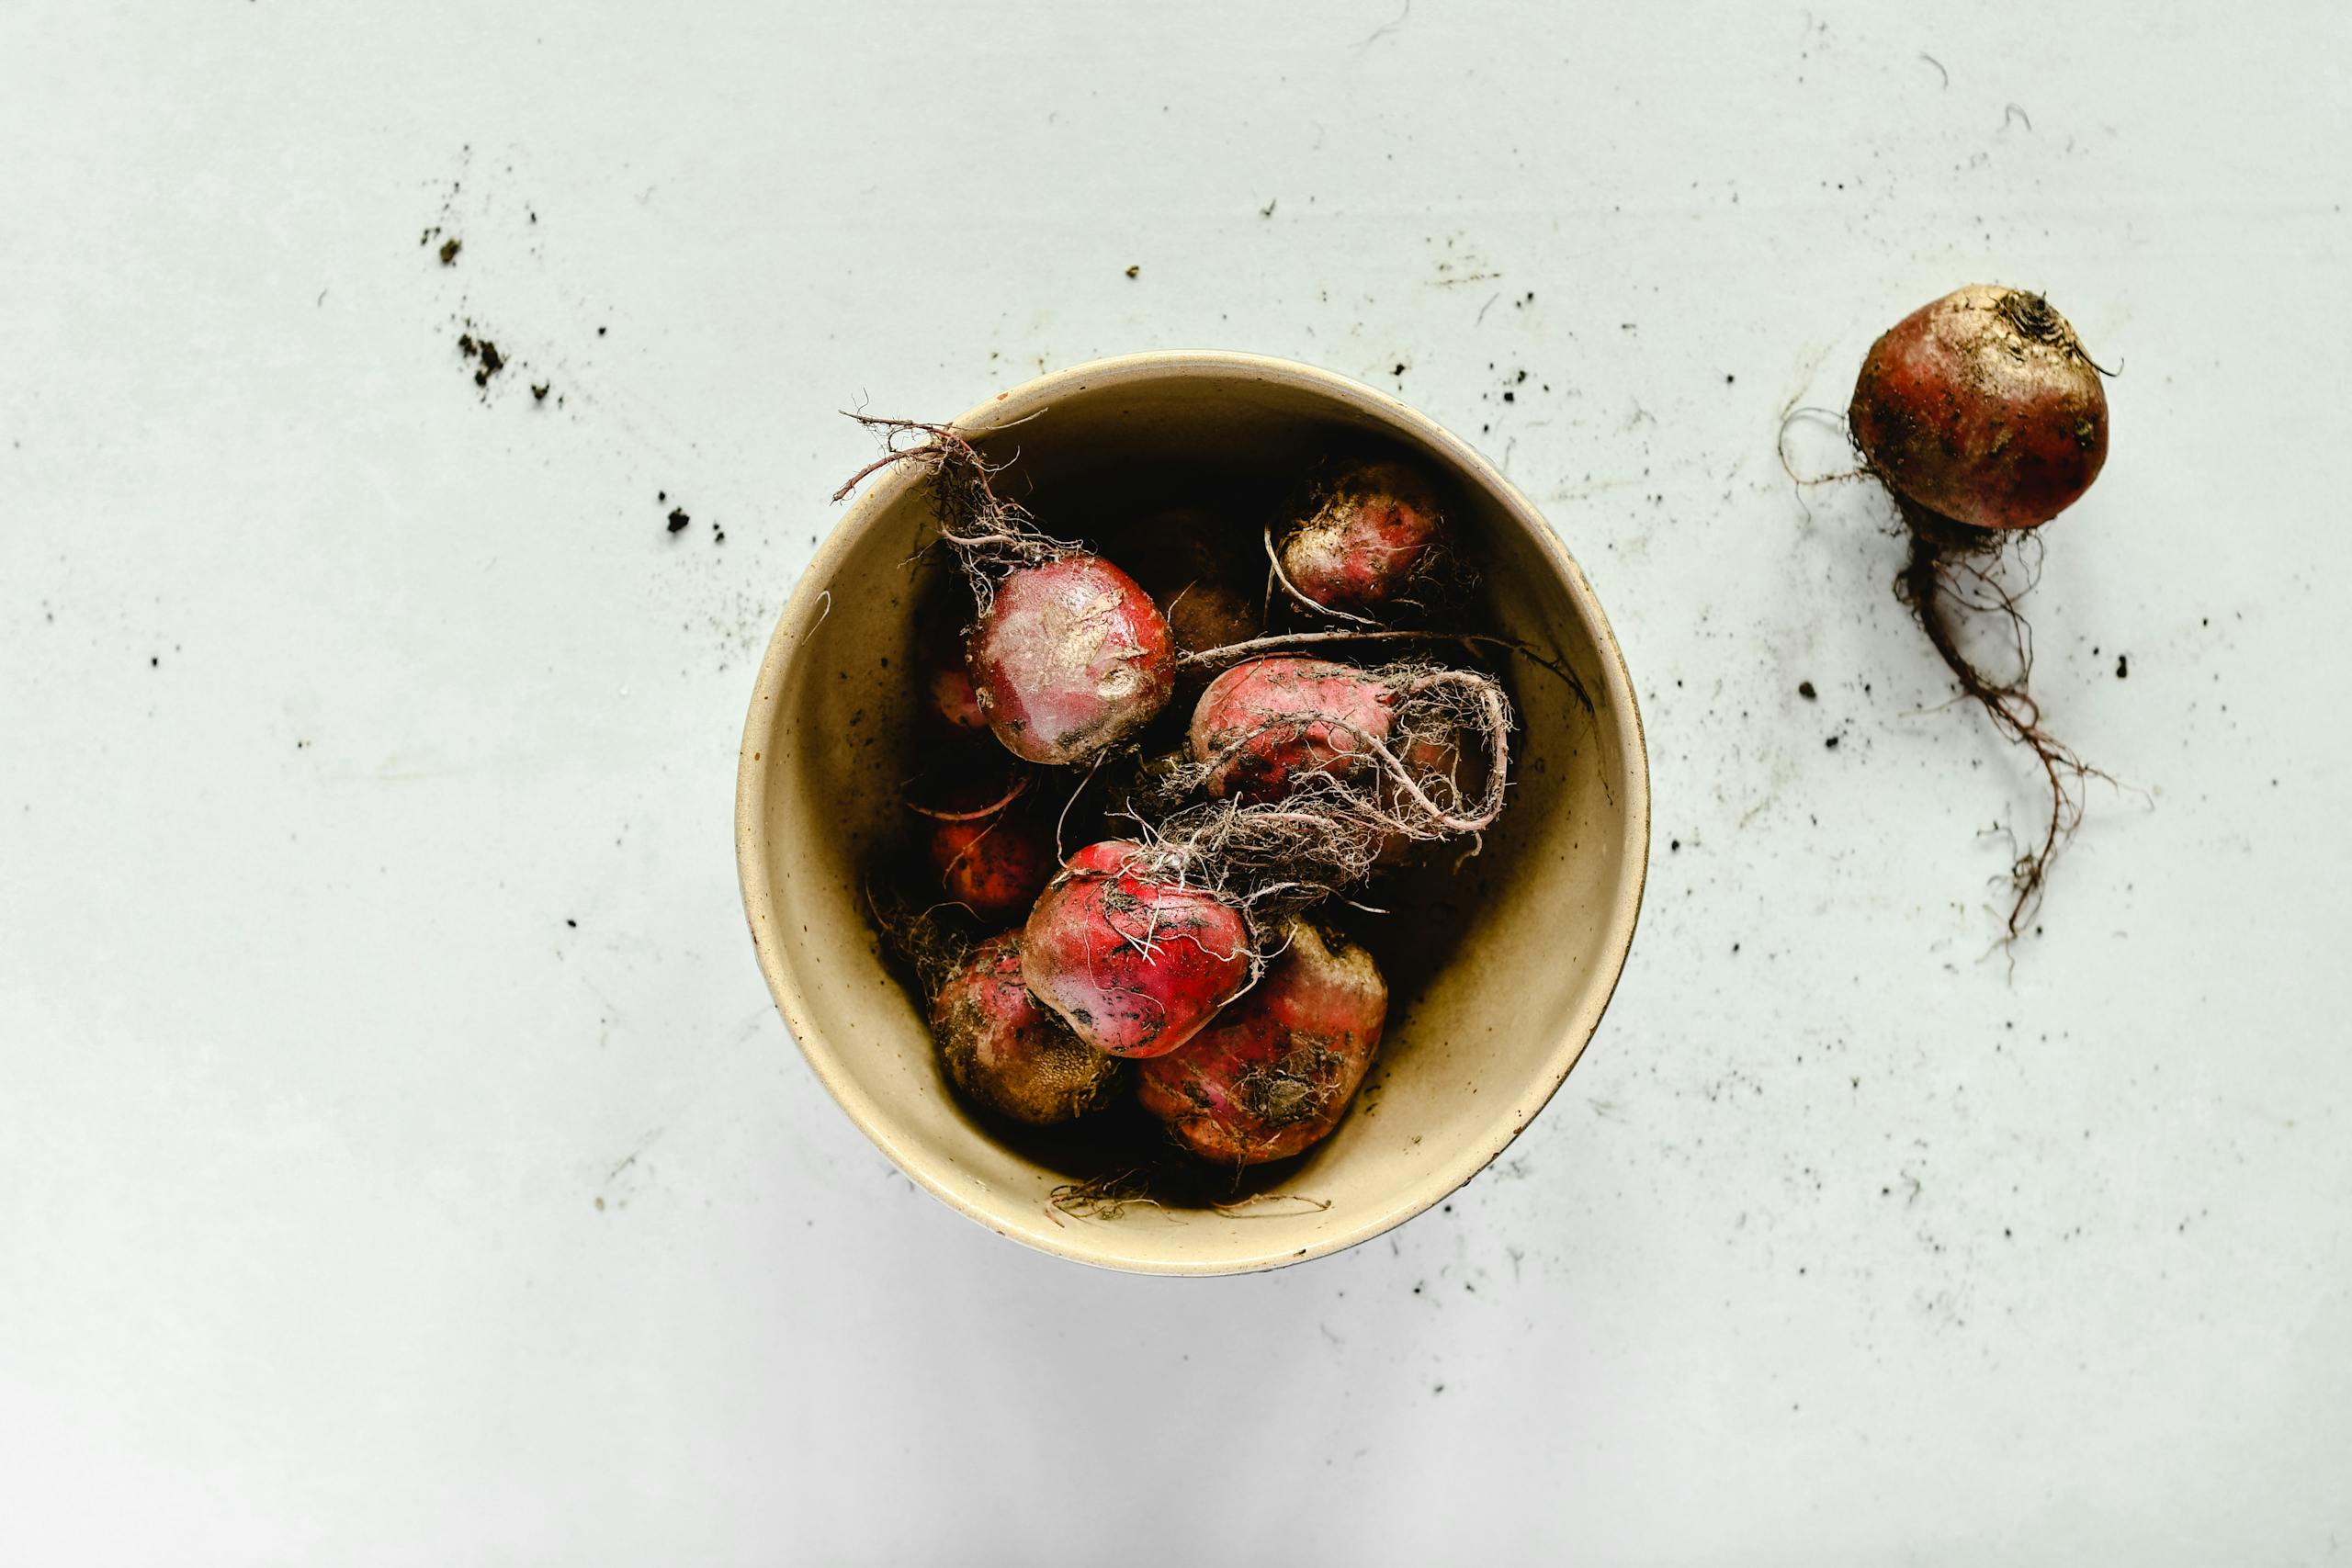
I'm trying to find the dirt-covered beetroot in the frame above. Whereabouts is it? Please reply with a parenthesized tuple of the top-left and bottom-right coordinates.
(1189, 656, 1396, 802)
(1838, 285, 2115, 940)
(927, 656, 988, 732)
(912, 614, 989, 733)
(1021, 840, 1251, 1059)
(1274, 460, 1447, 616)
(930, 933, 1122, 1125)
(907, 765, 1055, 918)
(1849, 285, 2108, 533)
(1179, 656, 1510, 867)
(927, 811, 1054, 919)
(1119, 509, 1261, 654)
(1136, 919, 1386, 1165)
(967, 554, 1176, 765)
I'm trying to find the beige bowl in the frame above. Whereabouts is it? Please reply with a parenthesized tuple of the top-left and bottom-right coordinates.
(736, 352, 1648, 1275)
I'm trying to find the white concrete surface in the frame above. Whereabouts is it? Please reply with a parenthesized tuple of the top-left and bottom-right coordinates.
(3, 2, 2347, 1562)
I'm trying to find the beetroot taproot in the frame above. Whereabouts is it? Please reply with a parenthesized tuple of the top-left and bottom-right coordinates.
(930, 933, 1122, 1125)
(1021, 840, 1251, 1059)
(1274, 460, 1447, 617)
(1136, 919, 1385, 1165)
(967, 554, 1175, 765)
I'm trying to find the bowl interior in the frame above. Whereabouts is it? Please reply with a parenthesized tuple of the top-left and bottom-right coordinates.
(738, 354, 1646, 1273)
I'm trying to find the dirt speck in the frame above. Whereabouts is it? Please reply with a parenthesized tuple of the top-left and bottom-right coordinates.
(1798, 680, 1817, 700)
(438, 237, 461, 265)
(667, 508, 690, 534)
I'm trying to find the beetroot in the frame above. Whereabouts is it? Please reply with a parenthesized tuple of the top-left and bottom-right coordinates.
(1189, 657, 1396, 802)
(930, 933, 1122, 1125)
(1136, 919, 1385, 1165)
(967, 554, 1176, 765)
(1273, 460, 1447, 617)
(1846, 285, 2114, 940)
(906, 766, 1055, 919)
(913, 614, 989, 734)
(1118, 508, 1261, 654)
(1180, 656, 1510, 864)
(927, 656, 988, 733)
(836, 417, 1178, 766)
(926, 811, 1054, 919)
(1021, 840, 1251, 1059)
(1851, 285, 2108, 533)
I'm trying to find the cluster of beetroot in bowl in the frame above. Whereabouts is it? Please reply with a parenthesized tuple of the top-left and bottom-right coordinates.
(859, 437, 1525, 1182)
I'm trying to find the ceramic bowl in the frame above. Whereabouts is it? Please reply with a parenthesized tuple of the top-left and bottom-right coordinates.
(737, 351, 1647, 1274)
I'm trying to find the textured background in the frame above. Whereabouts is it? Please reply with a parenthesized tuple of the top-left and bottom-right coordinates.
(3, 1, 2347, 1562)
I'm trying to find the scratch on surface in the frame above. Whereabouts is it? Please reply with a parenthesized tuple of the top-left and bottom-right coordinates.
(1358, 0, 1410, 49)
(608, 1126, 665, 1183)
(1918, 51, 1949, 88)
(2001, 103, 2033, 132)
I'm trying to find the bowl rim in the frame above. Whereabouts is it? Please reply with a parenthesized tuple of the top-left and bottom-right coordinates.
(736, 349, 1650, 1276)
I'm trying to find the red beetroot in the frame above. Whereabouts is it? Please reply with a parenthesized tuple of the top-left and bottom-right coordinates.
(916, 615, 989, 733)
(908, 766, 1055, 919)
(1845, 286, 2115, 940)
(1136, 919, 1386, 1165)
(1021, 840, 1251, 1059)
(1849, 285, 2108, 533)
(927, 812, 1054, 919)
(1119, 508, 1261, 654)
(927, 659, 988, 732)
(967, 554, 1176, 765)
(930, 933, 1122, 1125)
(1275, 461, 1447, 616)
(1189, 657, 1396, 802)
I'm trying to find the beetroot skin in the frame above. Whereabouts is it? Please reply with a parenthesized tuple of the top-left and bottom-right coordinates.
(930, 933, 1122, 1125)
(1190, 656, 1396, 803)
(1276, 460, 1447, 615)
(1849, 285, 2108, 532)
(967, 554, 1175, 765)
(1136, 919, 1386, 1165)
(1021, 840, 1251, 1059)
